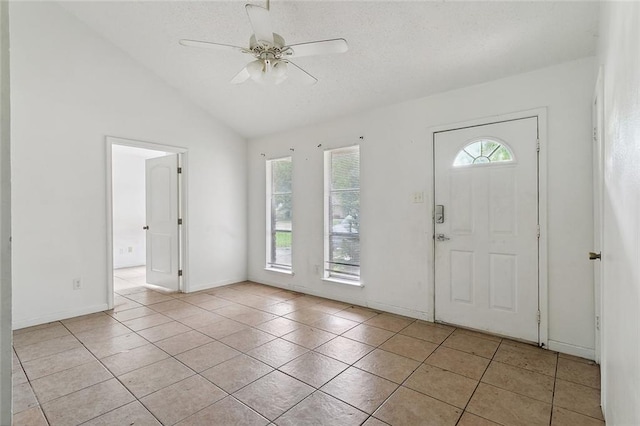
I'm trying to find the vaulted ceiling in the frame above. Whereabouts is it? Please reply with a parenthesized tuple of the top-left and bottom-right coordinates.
(61, 1, 599, 138)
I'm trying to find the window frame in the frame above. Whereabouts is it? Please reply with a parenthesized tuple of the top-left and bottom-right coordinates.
(453, 138, 515, 167)
(324, 145, 361, 284)
(266, 156, 293, 273)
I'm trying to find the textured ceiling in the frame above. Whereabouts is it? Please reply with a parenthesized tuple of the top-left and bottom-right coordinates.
(61, 1, 599, 139)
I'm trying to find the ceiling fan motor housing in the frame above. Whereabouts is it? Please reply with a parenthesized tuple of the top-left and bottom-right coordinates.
(249, 33, 290, 60)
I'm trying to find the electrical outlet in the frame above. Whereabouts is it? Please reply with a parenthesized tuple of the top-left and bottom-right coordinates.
(73, 278, 81, 290)
(128, 246, 133, 253)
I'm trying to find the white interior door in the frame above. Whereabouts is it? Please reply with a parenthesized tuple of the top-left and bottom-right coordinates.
(145, 154, 179, 291)
(434, 117, 539, 343)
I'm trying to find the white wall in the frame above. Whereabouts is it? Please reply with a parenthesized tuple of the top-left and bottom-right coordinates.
(11, 2, 247, 328)
(112, 145, 166, 269)
(0, 1, 11, 423)
(248, 57, 597, 358)
(598, 2, 640, 423)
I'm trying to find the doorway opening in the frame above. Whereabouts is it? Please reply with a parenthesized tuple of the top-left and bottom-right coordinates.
(106, 137, 188, 309)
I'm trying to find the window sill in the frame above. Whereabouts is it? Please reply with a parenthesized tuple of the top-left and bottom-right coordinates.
(264, 267, 294, 276)
(322, 277, 363, 288)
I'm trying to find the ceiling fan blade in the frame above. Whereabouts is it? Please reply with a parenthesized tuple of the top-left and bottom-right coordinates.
(245, 4, 274, 46)
(284, 38, 348, 58)
(230, 67, 251, 84)
(179, 39, 246, 53)
(285, 61, 317, 86)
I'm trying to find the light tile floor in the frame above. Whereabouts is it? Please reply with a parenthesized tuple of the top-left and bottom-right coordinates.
(12, 267, 605, 425)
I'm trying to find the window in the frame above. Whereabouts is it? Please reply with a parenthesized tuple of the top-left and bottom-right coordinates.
(266, 157, 292, 271)
(453, 139, 514, 167)
(325, 146, 360, 282)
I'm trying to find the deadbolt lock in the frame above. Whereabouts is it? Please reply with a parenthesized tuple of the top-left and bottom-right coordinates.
(589, 252, 601, 260)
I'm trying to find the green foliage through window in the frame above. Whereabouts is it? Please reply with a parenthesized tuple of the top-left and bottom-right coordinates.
(327, 146, 360, 280)
(267, 157, 292, 270)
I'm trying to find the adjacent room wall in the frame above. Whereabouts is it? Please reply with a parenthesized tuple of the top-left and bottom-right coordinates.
(112, 145, 167, 269)
(598, 2, 640, 423)
(10, 2, 247, 328)
(248, 57, 597, 359)
(0, 1, 10, 422)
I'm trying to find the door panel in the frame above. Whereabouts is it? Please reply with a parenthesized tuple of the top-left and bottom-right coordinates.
(145, 154, 179, 291)
(434, 117, 539, 343)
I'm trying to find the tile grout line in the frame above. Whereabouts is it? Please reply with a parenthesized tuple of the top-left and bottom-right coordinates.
(454, 335, 504, 426)
(549, 350, 560, 425)
(360, 323, 457, 424)
(12, 346, 54, 426)
(269, 318, 413, 425)
(56, 320, 140, 426)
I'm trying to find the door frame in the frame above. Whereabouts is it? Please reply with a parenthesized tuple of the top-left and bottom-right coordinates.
(427, 108, 548, 347)
(592, 67, 604, 365)
(105, 136, 189, 309)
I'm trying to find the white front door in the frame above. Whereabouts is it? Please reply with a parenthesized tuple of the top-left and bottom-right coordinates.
(145, 154, 180, 291)
(434, 117, 539, 343)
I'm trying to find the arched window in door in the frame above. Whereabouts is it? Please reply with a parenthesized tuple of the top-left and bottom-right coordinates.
(453, 139, 514, 167)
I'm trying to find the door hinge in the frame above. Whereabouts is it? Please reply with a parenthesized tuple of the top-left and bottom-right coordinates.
(536, 310, 541, 324)
(177, 167, 182, 174)
(178, 218, 183, 225)
(536, 139, 540, 152)
(178, 269, 183, 277)
(596, 315, 600, 331)
(537, 225, 540, 239)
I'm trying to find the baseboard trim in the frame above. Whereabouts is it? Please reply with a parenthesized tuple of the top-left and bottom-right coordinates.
(247, 278, 431, 322)
(13, 303, 110, 331)
(547, 340, 596, 360)
(187, 276, 248, 293)
(366, 301, 431, 321)
(290, 284, 367, 307)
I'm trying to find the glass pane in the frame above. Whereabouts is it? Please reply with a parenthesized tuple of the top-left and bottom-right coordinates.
(272, 230, 292, 267)
(327, 263, 360, 278)
(481, 140, 499, 156)
(330, 190, 359, 234)
(329, 235, 360, 269)
(272, 194, 292, 229)
(489, 146, 513, 162)
(465, 141, 481, 158)
(473, 156, 490, 164)
(272, 158, 292, 194)
(453, 151, 473, 166)
(331, 148, 360, 190)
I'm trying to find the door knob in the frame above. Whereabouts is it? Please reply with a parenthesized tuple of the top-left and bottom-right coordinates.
(436, 234, 450, 241)
(143, 226, 149, 230)
(589, 251, 601, 260)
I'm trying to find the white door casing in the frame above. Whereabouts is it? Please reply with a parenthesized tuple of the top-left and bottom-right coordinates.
(145, 154, 180, 291)
(592, 68, 604, 366)
(434, 117, 539, 343)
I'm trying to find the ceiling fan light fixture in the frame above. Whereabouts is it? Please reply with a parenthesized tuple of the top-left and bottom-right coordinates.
(247, 58, 288, 84)
(247, 59, 265, 81)
(271, 60, 287, 78)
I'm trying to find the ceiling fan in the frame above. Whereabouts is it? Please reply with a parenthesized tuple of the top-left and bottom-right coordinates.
(179, 1, 348, 85)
